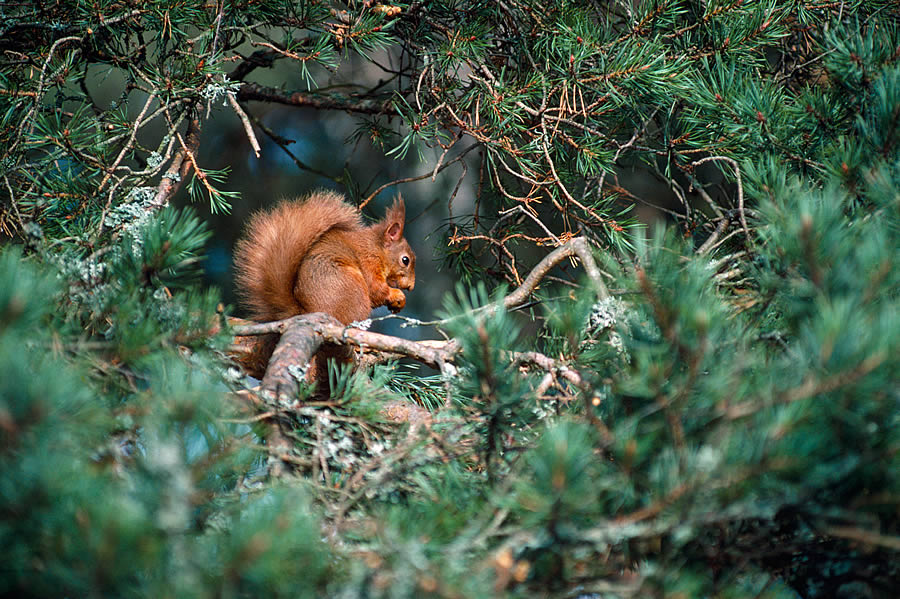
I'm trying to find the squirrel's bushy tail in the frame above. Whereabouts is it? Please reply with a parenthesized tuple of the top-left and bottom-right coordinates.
(233, 190, 361, 321)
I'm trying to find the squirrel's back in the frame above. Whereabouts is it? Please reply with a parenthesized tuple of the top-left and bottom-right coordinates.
(233, 190, 361, 321)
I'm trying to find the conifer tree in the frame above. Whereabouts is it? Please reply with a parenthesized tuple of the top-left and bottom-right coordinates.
(1, 2, 898, 597)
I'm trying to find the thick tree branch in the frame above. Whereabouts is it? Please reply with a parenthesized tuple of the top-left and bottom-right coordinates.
(235, 314, 459, 380)
(259, 313, 329, 402)
(237, 83, 398, 115)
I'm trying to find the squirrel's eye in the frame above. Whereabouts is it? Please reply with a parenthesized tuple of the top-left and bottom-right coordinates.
(402, 255, 410, 266)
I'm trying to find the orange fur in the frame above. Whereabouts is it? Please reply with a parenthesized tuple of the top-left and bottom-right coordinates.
(233, 190, 415, 326)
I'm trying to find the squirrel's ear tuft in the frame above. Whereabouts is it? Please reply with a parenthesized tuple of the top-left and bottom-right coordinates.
(388, 195, 405, 221)
(383, 195, 405, 241)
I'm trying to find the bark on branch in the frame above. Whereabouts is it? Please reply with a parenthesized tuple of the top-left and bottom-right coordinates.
(151, 117, 201, 210)
(237, 83, 397, 115)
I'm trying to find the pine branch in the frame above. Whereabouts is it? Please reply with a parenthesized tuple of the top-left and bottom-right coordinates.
(236, 83, 397, 115)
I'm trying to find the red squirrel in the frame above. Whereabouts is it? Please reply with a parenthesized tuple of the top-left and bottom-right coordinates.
(233, 190, 416, 326)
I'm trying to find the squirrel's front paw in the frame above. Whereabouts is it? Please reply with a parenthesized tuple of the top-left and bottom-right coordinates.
(386, 288, 406, 312)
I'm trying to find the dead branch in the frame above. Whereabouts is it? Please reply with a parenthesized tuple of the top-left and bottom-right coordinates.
(227, 93, 262, 158)
(503, 236, 610, 306)
(696, 216, 730, 255)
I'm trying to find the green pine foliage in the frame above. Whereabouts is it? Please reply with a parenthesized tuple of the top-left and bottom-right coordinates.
(1, 1, 899, 597)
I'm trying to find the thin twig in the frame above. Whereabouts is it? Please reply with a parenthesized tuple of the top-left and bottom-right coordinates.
(227, 93, 262, 158)
(360, 144, 479, 209)
(696, 216, 730, 255)
(498, 205, 562, 245)
(692, 156, 751, 248)
(98, 92, 157, 192)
